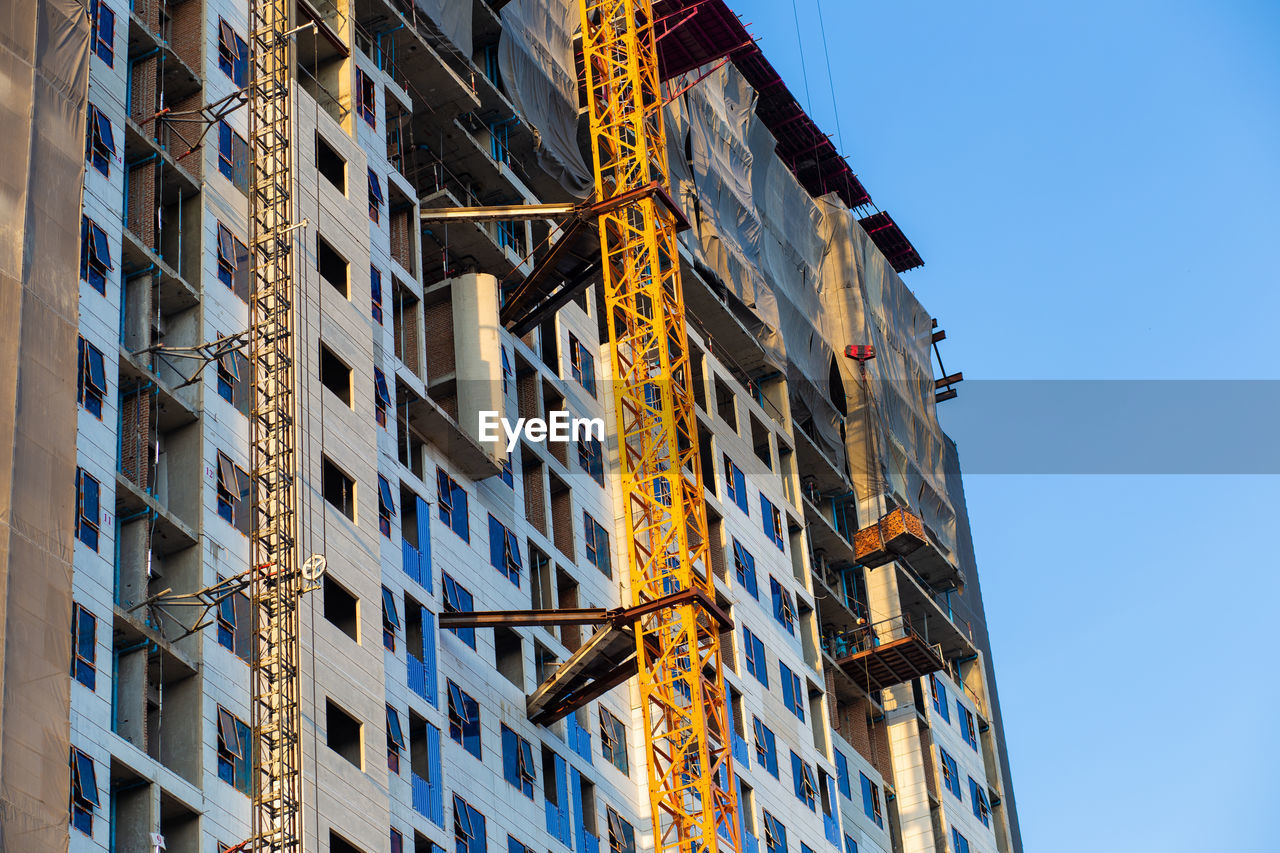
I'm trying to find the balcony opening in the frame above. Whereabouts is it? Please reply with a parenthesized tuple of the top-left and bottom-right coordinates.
(326, 698, 363, 769)
(317, 235, 349, 297)
(316, 133, 346, 193)
(494, 626, 524, 690)
(320, 341, 352, 406)
(322, 456, 355, 520)
(323, 574, 359, 642)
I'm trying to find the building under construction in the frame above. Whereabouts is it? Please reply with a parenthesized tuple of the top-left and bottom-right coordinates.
(0, 1, 1021, 853)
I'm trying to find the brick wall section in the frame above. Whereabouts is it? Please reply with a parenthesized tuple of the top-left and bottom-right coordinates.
(390, 207, 415, 275)
(523, 458, 546, 535)
(831, 693, 895, 784)
(120, 391, 151, 490)
(871, 714, 894, 783)
(517, 371, 538, 421)
(707, 516, 726, 580)
(168, 92, 204, 181)
(128, 165, 156, 247)
(422, 297, 453, 379)
(168, 0, 202, 72)
(550, 479, 573, 559)
(130, 57, 156, 125)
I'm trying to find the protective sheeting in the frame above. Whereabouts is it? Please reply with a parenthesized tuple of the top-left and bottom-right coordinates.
(0, 0, 90, 849)
(498, 0, 593, 197)
(820, 202, 957, 561)
(674, 64, 845, 464)
(415, 0, 472, 58)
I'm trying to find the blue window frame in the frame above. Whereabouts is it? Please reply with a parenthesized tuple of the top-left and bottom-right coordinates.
(85, 104, 115, 176)
(216, 452, 250, 534)
(770, 576, 795, 635)
(742, 626, 767, 686)
(217, 19, 248, 86)
(959, 702, 978, 750)
(488, 514, 523, 585)
(356, 68, 376, 127)
(217, 120, 249, 191)
(578, 436, 604, 485)
(939, 747, 961, 800)
(501, 346, 512, 395)
(607, 807, 636, 853)
(89, 0, 114, 66)
(790, 752, 816, 810)
(969, 777, 991, 826)
(436, 468, 470, 542)
(723, 456, 748, 513)
(752, 717, 778, 777)
(70, 747, 99, 835)
(378, 475, 397, 537)
(508, 837, 534, 853)
(584, 512, 612, 578)
(71, 604, 96, 690)
(386, 705, 406, 774)
(374, 367, 391, 426)
(930, 674, 951, 723)
(951, 829, 970, 853)
(368, 168, 384, 222)
(835, 751, 851, 800)
(216, 706, 252, 793)
(381, 586, 400, 650)
(371, 265, 384, 323)
(77, 336, 105, 418)
(569, 334, 596, 396)
(75, 468, 100, 551)
(453, 794, 488, 853)
(80, 216, 112, 294)
(843, 836, 858, 853)
(216, 349, 238, 406)
(501, 724, 536, 798)
(859, 773, 883, 828)
(442, 573, 475, 648)
(599, 706, 628, 774)
(447, 681, 482, 759)
(780, 663, 804, 721)
(762, 811, 786, 853)
(732, 539, 757, 598)
(761, 494, 785, 550)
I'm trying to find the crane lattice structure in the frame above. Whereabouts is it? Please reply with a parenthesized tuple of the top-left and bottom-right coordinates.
(247, 0, 303, 850)
(578, 2, 740, 853)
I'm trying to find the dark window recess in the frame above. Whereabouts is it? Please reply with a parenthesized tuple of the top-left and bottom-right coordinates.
(322, 457, 355, 520)
(319, 342, 352, 405)
(316, 134, 346, 192)
(326, 699, 363, 769)
(330, 831, 364, 853)
(494, 626, 524, 689)
(323, 575, 359, 642)
(317, 236, 349, 297)
(715, 378, 737, 431)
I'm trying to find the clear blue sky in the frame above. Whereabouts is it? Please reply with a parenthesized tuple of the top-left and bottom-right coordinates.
(731, 1, 1280, 850)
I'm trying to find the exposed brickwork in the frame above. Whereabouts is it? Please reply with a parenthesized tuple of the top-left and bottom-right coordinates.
(128, 165, 156, 247)
(517, 371, 538, 421)
(120, 391, 151, 490)
(422, 297, 453, 379)
(550, 479, 573, 559)
(390, 207, 415, 275)
(523, 459, 546, 535)
(707, 516, 726, 580)
(130, 57, 157, 124)
(168, 0, 202, 73)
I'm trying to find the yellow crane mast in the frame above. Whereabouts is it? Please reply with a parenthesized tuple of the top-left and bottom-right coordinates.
(246, 0, 303, 850)
(578, 3, 740, 853)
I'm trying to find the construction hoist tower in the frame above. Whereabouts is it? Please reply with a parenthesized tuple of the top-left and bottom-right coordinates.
(578, 3, 740, 853)
(247, 0, 303, 850)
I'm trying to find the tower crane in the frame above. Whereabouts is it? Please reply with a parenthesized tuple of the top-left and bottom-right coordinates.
(232, 0, 739, 850)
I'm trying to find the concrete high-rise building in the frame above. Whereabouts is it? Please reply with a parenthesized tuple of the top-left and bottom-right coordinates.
(0, 1, 1020, 853)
